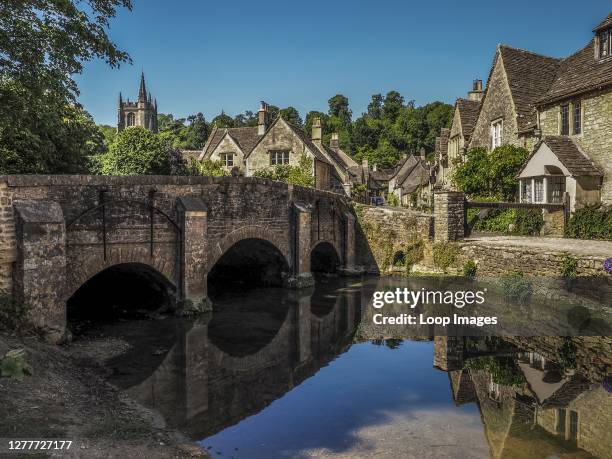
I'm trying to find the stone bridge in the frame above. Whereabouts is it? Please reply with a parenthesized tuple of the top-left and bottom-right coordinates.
(0, 175, 357, 337)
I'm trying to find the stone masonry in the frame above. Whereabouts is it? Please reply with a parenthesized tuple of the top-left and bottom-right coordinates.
(434, 191, 465, 243)
(0, 175, 355, 338)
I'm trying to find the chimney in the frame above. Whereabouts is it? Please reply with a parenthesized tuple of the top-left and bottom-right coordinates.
(330, 132, 339, 149)
(420, 147, 426, 160)
(258, 101, 268, 135)
(311, 116, 322, 144)
(468, 79, 484, 102)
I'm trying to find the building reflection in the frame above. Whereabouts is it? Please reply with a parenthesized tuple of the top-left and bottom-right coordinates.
(433, 336, 612, 459)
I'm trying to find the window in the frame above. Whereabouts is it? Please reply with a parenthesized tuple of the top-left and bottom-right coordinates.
(126, 112, 135, 127)
(599, 28, 611, 58)
(547, 176, 566, 204)
(521, 180, 532, 203)
(534, 178, 544, 203)
(560, 104, 569, 135)
(220, 153, 234, 167)
(573, 101, 581, 135)
(270, 150, 290, 165)
(490, 120, 502, 149)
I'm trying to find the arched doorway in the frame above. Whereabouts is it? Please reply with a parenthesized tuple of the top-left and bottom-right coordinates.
(310, 242, 340, 276)
(67, 263, 176, 331)
(207, 238, 290, 299)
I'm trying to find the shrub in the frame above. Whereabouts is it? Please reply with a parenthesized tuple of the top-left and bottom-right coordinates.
(253, 154, 314, 187)
(560, 255, 578, 279)
(1, 349, 32, 381)
(404, 240, 424, 273)
(433, 242, 458, 273)
(566, 204, 612, 240)
(465, 356, 525, 387)
(463, 260, 477, 279)
(386, 193, 399, 207)
(186, 158, 228, 177)
(501, 271, 532, 305)
(513, 208, 544, 235)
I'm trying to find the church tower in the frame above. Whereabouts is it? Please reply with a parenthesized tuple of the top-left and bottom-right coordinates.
(117, 72, 158, 133)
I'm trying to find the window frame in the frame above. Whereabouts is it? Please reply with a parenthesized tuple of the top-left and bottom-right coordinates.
(572, 100, 582, 135)
(560, 104, 570, 135)
(269, 150, 290, 166)
(599, 28, 611, 58)
(490, 119, 503, 150)
(220, 152, 234, 167)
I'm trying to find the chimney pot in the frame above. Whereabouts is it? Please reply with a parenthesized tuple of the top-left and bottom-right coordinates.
(468, 79, 484, 102)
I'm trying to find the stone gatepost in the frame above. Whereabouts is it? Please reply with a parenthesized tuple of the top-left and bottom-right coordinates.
(434, 191, 465, 243)
(13, 200, 67, 341)
(178, 197, 209, 310)
(287, 202, 314, 288)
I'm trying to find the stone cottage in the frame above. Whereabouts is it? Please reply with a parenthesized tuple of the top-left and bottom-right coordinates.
(523, 13, 612, 205)
(434, 82, 482, 189)
(388, 153, 431, 207)
(199, 102, 361, 192)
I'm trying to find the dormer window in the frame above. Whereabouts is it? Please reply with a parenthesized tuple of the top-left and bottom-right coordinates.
(597, 27, 611, 58)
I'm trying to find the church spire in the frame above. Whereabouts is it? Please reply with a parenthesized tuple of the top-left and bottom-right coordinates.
(139, 71, 147, 102)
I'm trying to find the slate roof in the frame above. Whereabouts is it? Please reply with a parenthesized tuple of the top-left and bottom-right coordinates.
(538, 38, 612, 105)
(200, 126, 261, 158)
(435, 128, 451, 161)
(283, 121, 332, 165)
(398, 159, 430, 193)
(593, 12, 612, 32)
(322, 144, 359, 170)
(498, 45, 561, 131)
(519, 136, 603, 177)
(455, 98, 480, 140)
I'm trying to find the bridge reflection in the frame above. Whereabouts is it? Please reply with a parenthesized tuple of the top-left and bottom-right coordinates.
(104, 277, 362, 439)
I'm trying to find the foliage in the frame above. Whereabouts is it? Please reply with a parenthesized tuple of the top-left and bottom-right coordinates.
(91, 127, 172, 175)
(565, 204, 612, 240)
(432, 242, 458, 273)
(463, 260, 477, 279)
(560, 254, 578, 279)
(0, 0, 131, 174)
(471, 208, 543, 236)
(351, 184, 368, 200)
(253, 154, 314, 188)
(465, 356, 525, 387)
(157, 112, 210, 150)
(404, 240, 424, 273)
(453, 145, 529, 200)
(513, 209, 544, 235)
(386, 193, 399, 207)
(1, 349, 33, 381)
(501, 271, 533, 305)
(186, 159, 228, 177)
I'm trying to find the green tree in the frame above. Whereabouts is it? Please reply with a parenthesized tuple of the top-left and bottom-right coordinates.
(0, 0, 131, 174)
(186, 159, 228, 177)
(92, 127, 172, 175)
(211, 111, 234, 128)
(382, 91, 405, 123)
(184, 113, 209, 149)
(367, 94, 384, 119)
(279, 107, 302, 126)
(328, 94, 352, 127)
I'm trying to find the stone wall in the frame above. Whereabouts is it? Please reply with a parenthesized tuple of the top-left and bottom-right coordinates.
(0, 182, 16, 291)
(354, 204, 433, 273)
(208, 134, 246, 173)
(456, 241, 611, 303)
(539, 89, 612, 204)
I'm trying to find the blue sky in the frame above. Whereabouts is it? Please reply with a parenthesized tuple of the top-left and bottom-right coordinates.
(77, 0, 610, 126)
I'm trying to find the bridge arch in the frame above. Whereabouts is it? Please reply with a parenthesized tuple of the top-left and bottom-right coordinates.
(310, 241, 341, 275)
(67, 262, 177, 326)
(207, 226, 291, 298)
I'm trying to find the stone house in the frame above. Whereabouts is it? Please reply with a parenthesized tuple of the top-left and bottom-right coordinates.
(434, 82, 482, 189)
(525, 13, 612, 205)
(388, 153, 431, 207)
(199, 102, 360, 193)
(468, 45, 561, 153)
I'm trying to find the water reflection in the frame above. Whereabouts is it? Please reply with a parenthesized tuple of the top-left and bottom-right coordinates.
(94, 276, 611, 458)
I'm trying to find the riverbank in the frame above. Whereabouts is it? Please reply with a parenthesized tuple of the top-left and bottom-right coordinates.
(0, 330, 210, 458)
